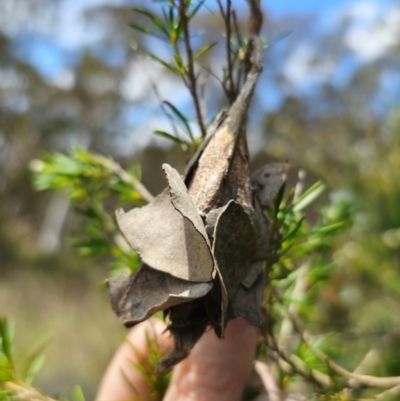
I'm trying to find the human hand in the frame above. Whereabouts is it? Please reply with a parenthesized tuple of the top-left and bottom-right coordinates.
(96, 317, 258, 401)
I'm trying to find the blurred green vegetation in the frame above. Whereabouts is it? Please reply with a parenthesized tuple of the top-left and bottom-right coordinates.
(1, 0, 400, 400)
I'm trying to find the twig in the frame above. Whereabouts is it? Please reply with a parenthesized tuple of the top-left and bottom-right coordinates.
(375, 383, 400, 400)
(232, 10, 245, 90)
(288, 315, 400, 388)
(95, 155, 154, 203)
(216, 0, 237, 103)
(294, 170, 307, 202)
(135, 49, 181, 142)
(271, 289, 400, 389)
(244, 0, 263, 76)
(1, 382, 54, 401)
(254, 360, 284, 401)
(178, 0, 207, 138)
(267, 330, 332, 389)
(279, 263, 309, 350)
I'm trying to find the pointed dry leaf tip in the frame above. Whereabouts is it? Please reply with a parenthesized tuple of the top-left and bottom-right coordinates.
(115, 187, 213, 282)
(231, 271, 264, 326)
(212, 200, 257, 302)
(157, 300, 208, 371)
(107, 266, 212, 327)
(241, 260, 264, 289)
(251, 162, 291, 207)
(162, 163, 211, 248)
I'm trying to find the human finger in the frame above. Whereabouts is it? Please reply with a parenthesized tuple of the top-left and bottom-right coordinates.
(163, 317, 258, 401)
(95, 319, 170, 401)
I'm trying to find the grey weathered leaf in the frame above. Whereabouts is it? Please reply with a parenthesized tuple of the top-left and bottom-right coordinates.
(109, 0, 267, 372)
(184, 111, 227, 185)
(241, 260, 264, 289)
(204, 271, 228, 337)
(204, 206, 223, 238)
(162, 163, 211, 249)
(240, 209, 269, 288)
(188, 125, 253, 215)
(116, 186, 213, 282)
(107, 265, 212, 328)
(212, 200, 256, 312)
(249, 208, 270, 260)
(251, 163, 291, 208)
(230, 271, 265, 326)
(157, 300, 208, 371)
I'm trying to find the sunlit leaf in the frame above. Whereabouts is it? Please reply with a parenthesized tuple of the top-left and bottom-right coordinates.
(23, 354, 46, 386)
(128, 23, 166, 41)
(193, 42, 216, 61)
(313, 222, 346, 235)
(173, 52, 186, 74)
(189, 0, 206, 19)
(293, 182, 326, 212)
(147, 53, 180, 75)
(0, 317, 14, 368)
(163, 101, 194, 142)
(154, 130, 189, 145)
(132, 8, 169, 38)
(70, 385, 86, 401)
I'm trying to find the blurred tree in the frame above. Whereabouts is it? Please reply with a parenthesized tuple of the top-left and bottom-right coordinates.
(2, 0, 400, 399)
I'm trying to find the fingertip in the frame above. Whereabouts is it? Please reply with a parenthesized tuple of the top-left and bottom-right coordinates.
(164, 318, 259, 401)
(95, 318, 170, 401)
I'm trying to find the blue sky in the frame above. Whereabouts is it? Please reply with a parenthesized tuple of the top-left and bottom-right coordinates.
(5, 0, 400, 150)
(268, 0, 396, 17)
(7, 0, 398, 81)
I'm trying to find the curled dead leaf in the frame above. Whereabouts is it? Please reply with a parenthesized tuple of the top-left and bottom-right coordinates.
(116, 164, 214, 282)
(108, 265, 212, 327)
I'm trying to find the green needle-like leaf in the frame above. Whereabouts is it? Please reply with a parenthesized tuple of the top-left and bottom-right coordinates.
(293, 182, 326, 212)
(147, 53, 181, 75)
(193, 42, 217, 61)
(132, 8, 169, 38)
(163, 101, 194, 142)
(154, 130, 190, 145)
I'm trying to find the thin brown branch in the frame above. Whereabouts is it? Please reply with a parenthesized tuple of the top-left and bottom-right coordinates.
(266, 330, 332, 389)
(232, 10, 245, 90)
(1, 382, 54, 401)
(232, 10, 244, 48)
(178, 0, 207, 138)
(95, 155, 154, 203)
(216, 0, 237, 103)
(246, 0, 263, 36)
(136, 49, 181, 142)
(289, 315, 400, 388)
(270, 289, 400, 390)
(254, 360, 284, 401)
(244, 0, 263, 76)
(375, 383, 400, 400)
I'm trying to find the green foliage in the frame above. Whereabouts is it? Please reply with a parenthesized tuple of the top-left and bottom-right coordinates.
(3, 0, 400, 399)
(28, 144, 356, 399)
(0, 317, 16, 383)
(126, 331, 172, 400)
(0, 316, 85, 401)
(129, 0, 217, 140)
(30, 148, 144, 272)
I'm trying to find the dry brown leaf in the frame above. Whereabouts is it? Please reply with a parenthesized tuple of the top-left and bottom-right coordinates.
(251, 163, 291, 208)
(162, 163, 211, 249)
(116, 186, 213, 282)
(157, 299, 209, 371)
(212, 200, 257, 316)
(250, 209, 270, 261)
(242, 260, 264, 289)
(188, 124, 252, 215)
(107, 265, 212, 328)
(108, 0, 269, 372)
(230, 272, 265, 326)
